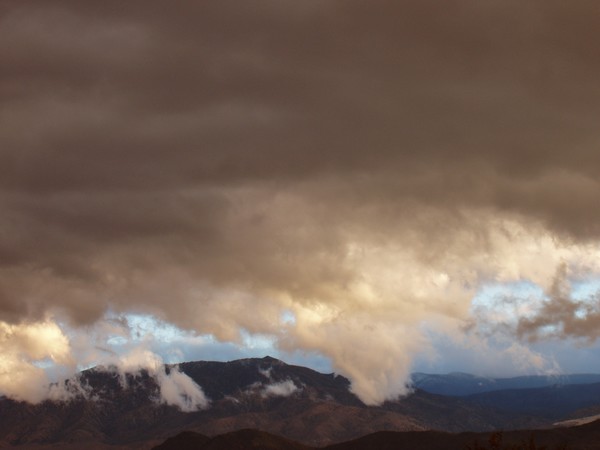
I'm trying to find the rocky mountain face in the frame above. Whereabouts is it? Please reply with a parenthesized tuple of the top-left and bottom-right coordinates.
(0, 357, 418, 447)
(1, 357, 600, 448)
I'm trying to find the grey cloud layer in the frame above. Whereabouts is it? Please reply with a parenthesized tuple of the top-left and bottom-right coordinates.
(2, 0, 600, 403)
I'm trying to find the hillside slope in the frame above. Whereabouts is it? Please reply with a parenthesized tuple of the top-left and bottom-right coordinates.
(1, 357, 600, 447)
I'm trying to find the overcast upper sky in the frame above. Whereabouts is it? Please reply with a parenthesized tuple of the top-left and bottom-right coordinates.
(2, 0, 600, 405)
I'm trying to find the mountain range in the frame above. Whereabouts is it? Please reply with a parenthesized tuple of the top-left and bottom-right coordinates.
(411, 372, 600, 396)
(1, 356, 600, 448)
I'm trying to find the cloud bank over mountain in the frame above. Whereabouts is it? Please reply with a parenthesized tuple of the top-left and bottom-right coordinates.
(1, 0, 600, 404)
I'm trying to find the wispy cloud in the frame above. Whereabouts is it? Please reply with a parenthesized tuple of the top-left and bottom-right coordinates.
(260, 380, 300, 398)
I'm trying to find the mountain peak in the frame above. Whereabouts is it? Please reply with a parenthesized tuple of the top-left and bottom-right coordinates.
(233, 355, 285, 366)
(261, 355, 281, 362)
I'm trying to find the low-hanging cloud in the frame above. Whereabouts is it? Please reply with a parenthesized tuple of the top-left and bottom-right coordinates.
(0, 330, 210, 411)
(157, 366, 210, 411)
(260, 380, 300, 398)
(95, 348, 210, 411)
(2, 0, 600, 406)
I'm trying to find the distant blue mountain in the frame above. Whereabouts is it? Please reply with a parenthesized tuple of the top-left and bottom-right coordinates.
(411, 372, 600, 396)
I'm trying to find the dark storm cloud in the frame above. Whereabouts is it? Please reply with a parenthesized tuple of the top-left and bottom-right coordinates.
(2, 1, 600, 206)
(2, 0, 600, 403)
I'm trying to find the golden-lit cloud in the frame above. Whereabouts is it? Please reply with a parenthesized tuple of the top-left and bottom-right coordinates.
(0, 320, 72, 402)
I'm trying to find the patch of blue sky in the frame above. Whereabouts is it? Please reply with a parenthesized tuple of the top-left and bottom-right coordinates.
(32, 359, 55, 369)
(469, 277, 600, 326)
(472, 280, 545, 308)
(106, 335, 128, 346)
(90, 311, 331, 374)
(240, 329, 276, 350)
(570, 288, 596, 319)
(470, 280, 546, 329)
(280, 309, 296, 325)
(125, 313, 190, 342)
(571, 277, 600, 301)
(564, 277, 599, 320)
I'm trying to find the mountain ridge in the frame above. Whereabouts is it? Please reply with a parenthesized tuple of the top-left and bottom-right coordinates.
(411, 372, 600, 396)
(2, 357, 600, 448)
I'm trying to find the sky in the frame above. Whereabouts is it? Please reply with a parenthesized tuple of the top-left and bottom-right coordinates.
(2, 0, 600, 406)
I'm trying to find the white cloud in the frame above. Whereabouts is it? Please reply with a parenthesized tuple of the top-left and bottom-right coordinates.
(156, 366, 210, 411)
(260, 379, 300, 398)
(0, 319, 73, 403)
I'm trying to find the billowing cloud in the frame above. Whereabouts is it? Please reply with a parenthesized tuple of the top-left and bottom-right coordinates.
(88, 347, 210, 411)
(0, 323, 210, 410)
(157, 366, 210, 411)
(0, 319, 72, 402)
(1, 0, 600, 405)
